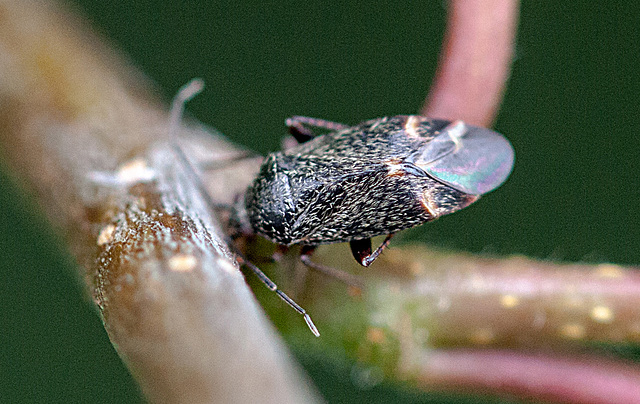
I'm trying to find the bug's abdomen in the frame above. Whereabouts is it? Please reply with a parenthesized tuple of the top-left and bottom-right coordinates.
(246, 151, 478, 246)
(285, 169, 428, 244)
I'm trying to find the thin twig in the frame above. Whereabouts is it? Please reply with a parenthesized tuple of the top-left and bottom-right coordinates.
(420, 349, 640, 404)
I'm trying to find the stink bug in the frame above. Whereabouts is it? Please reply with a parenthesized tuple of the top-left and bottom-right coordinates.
(231, 115, 514, 335)
(235, 115, 514, 262)
(171, 81, 514, 337)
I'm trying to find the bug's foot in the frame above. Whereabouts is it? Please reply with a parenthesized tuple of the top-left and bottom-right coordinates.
(350, 234, 395, 267)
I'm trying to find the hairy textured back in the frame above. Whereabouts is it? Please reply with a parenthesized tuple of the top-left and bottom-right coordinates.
(245, 116, 478, 245)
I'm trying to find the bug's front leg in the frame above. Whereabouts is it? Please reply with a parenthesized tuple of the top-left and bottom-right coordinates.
(285, 116, 349, 144)
(350, 234, 395, 267)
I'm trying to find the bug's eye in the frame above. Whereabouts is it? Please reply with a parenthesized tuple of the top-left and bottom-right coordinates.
(409, 121, 514, 195)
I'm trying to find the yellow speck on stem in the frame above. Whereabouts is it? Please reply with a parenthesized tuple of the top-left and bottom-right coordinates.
(117, 158, 155, 183)
(590, 305, 614, 324)
(470, 327, 495, 344)
(97, 224, 116, 246)
(168, 254, 198, 272)
(366, 327, 386, 344)
(559, 323, 585, 340)
(595, 264, 624, 279)
(499, 294, 520, 308)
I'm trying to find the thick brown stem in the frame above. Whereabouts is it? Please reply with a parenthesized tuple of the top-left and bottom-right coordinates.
(0, 2, 318, 403)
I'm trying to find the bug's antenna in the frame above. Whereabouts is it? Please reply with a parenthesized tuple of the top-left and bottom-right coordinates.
(236, 254, 320, 337)
(168, 79, 215, 203)
(168, 79, 320, 337)
(168, 79, 224, 209)
(169, 78, 205, 141)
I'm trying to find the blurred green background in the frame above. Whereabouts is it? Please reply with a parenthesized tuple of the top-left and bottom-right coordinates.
(1, 1, 638, 402)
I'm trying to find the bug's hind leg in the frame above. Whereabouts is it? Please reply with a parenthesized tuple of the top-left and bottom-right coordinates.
(300, 246, 363, 288)
(350, 234, 395, 267)
(285, 116, 350, 144)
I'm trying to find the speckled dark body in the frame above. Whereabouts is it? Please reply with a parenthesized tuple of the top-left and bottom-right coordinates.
(243, 115, 478, 246)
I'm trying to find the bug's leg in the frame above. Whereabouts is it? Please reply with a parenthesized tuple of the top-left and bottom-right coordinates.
(197, 150, 259, 172)
(349, 238, 372, 266)
(350, 234, 395, 267)
(285, 116, 350, 144)
(286, 118, 316, 144)
(271, 244, 289, 263)
(236, 254, 320, 337)
(300, 246, 363, 288)
(287, 116, 350, 132)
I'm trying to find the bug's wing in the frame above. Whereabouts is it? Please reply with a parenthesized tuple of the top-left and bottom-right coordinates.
(408, 121, 514, 195)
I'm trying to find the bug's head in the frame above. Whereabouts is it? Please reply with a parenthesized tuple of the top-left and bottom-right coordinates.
(408, 120, 515, 196)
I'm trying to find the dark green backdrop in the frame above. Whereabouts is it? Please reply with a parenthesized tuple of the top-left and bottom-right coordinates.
(1, 1, 638, 402)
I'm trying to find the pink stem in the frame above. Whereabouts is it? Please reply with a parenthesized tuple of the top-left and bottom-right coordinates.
(416, 2, 640, 403)
(422, 349, 640, 404)
(422, 0, 519, 127)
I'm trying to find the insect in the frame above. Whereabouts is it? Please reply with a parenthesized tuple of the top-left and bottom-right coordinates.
(172, 80, 515, 337)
